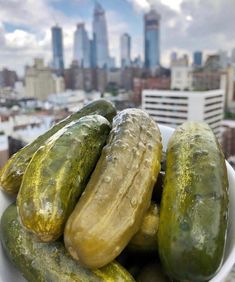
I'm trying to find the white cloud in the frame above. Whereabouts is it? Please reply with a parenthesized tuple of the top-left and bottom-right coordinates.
(5, 30, 38, 49)
(126, 0, 150, 12)
(0, 0, 82, 74)
(161, 0, 183, 12)
(0, 0, 68, 31)
(127, 0, 184, 12)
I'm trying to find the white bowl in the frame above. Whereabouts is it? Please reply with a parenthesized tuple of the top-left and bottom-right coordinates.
(0, 124, 234, 282)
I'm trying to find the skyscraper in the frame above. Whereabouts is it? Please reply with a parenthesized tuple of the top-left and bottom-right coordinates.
(170, 51, 177, 66)
(92, 2, 110, 68)
(193, 51, 202, 67)
(231, 48, 235, 64)
(51, 25, 64, 75)
(144, 8, 161, 71)
(120, 33, 131, 68)
(74, 23, 91, 68)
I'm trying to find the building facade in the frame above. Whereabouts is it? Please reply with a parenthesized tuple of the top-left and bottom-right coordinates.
(171, 66, 192, 90)
(25, 58, 57, 100)
(134, 76, 170, 105)
(231, 48, 235, 64)
(120, 33, 131, 68)
(0, 68, 18, 88)
(193, 51, 202, 67)
(144, 8, 161, 71)
(74, 23, 91, 68)
(92, 2, 110, 68)
(170, 52, 177, 66)
(51, 25, 64, 75)
(142, 89, 225, 137)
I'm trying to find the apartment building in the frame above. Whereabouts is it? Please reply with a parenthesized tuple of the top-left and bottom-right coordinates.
(142, 89, 225, 137)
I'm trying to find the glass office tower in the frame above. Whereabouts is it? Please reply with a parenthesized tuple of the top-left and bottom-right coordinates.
(51, 25, 64, 75)
(92, 2, 110, 68)
(144, 9, 161, 71)
(193, 51, 202, 67)
(74, 23, 91, 68)
(120, 33, 131, 68)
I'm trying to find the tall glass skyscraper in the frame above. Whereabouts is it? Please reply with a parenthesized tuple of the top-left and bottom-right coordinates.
(120, 33, 131, 68)
(51, 25, 64, 75)
(92, 2, 110, 68)
(74, 23, 91, 68)
(144, 8, 161, 71)
(193, 51, 202, 67)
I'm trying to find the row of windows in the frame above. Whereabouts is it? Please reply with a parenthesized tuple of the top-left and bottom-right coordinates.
(205, 94, 223, 100)
(208, 119, 221, 127)
(144, 95, 188, 100)
(151, 118, 182, 126)
(149, 113, 185, 120)
(145, 106, 188, 114)
(205, 100, 223, 107)
(144, 101, 188, 107)
(204, 106, 222, 114)
(204, 113, 222, 121)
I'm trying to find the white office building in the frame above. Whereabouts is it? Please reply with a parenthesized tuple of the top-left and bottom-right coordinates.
(142, 89, 225, 137)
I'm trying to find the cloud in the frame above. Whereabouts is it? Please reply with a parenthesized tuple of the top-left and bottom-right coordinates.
(0, 0, 67, 31)
(0, 0, 82, 74)
(126, 0, 151, 12)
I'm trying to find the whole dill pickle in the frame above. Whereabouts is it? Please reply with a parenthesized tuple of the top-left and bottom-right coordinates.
(0, 203, 135, 282)
(64, 108, 162, 268)
(158, 121, 229, 281)
(17, 115, 111, 242)
(0, 99, 116, 194)
(128, 202, 159, 253)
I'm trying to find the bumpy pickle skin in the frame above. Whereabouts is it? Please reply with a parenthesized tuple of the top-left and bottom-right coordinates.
(0, 203, 135, 282)
(17, 115, 111, 242)
(64, 108, 162, 269)
(158, 121, 229, 282)
(0, 99, 117, 194)
(128, 202, 159, 252)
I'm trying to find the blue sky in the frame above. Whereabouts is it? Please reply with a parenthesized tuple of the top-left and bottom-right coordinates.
(0, 0, 235, 75)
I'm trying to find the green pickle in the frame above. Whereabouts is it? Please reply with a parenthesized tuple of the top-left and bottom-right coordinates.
(17, 115, 111, 242)
(64, 108, 162, 269)
(0, 203, 135, 282)
(128, 202, 159, 252)
(0, 99, 116, 194)
(158, 121, 229, 281)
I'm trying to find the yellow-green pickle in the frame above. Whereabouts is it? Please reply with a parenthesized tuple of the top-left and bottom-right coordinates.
(128, 202, 159, 253)
(17, 115, 111, 242)
(0, 203, 135, 282)
(64, 108, 162, 269)
(158, 121, 229, 281)
(0, 99, 117, 194)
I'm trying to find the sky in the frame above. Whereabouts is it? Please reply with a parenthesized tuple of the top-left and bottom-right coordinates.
(0, 0, 235, 75)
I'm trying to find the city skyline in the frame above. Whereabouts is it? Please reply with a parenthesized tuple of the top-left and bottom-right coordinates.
(0, 0, 235, 75)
